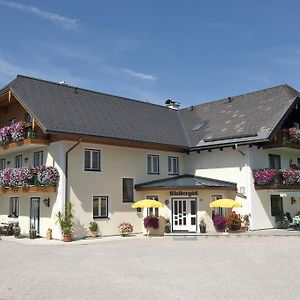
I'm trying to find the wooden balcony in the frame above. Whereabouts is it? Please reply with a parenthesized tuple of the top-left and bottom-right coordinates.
(264, 128, 300, 149)
(0, 122, 49, 153)
(0, 185, 56, 194)
(255, 184, 300, 190)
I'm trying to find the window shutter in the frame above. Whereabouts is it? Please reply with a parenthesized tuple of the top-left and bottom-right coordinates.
(168, 157, 171, 173)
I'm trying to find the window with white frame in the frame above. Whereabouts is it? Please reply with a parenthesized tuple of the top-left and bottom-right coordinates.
(0, 158, 6, 170)
(168, 156, 179, 175)
(33, 151, 44, 167)
(15, 155, 22, 168)
(93, 196, 108, 218)
(9, 197, 19, 217)
(147, 154, 159, 174)
(84, 149, 101, 171)
(146, 195, 159, 217)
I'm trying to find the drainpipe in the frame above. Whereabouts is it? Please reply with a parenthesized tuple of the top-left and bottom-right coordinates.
(65, 139, 82, 208)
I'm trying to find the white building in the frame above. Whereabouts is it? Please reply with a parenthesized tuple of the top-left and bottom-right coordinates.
(0, 75, 299, 239)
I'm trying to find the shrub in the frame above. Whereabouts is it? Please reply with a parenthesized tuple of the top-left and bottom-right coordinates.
(89, 221, 98, 232)
(144, 215, 159, 229)
(213, 215, 227, 231)
(226, 211, 242, 231)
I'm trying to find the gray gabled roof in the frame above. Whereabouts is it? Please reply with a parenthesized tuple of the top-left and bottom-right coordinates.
(4, 75, 189, 148)
(179, 84, 300, 149)
(1, 75, 299, 150)
(135, 174, 236, 190)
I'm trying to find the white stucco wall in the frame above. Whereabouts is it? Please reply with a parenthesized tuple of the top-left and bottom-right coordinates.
(0, 141, 66, 239)
(67, 142, 185, 238)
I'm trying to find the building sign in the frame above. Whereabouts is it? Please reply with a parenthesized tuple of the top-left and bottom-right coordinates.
(169, 191, 198, 197)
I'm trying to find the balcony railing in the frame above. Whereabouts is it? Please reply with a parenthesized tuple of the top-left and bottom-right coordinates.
(266, 128, 300, 149)
(253, 168, 300, 190)
(0, 122, 48, 151)
(0, 166, 59, 193)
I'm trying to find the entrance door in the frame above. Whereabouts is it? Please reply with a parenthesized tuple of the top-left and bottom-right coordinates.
(172, 198, 197, 232)
(30, 197, 40, 234)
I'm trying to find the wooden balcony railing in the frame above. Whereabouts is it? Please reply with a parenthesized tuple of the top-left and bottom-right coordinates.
(264, 128, 300, 149)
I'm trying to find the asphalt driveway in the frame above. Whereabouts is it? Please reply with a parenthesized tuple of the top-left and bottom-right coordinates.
(1, 236, 299, 300)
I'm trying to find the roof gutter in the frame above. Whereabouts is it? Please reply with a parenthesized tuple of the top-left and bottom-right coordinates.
(65, 139, 82, 208)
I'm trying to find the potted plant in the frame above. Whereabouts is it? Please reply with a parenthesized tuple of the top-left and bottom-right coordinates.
(29, 226, 36, 239)
(213, 215, 227, 232)
(89, 221, 98, 238)
(241, 214, 250, 232)
(164, 218, 171, 233)
(13, 223, 21, 238)
(118, 222, 133, 236)
(199, 219, 206, 233)
(55, 202, 74, 242)
(226, 211, 242, 231)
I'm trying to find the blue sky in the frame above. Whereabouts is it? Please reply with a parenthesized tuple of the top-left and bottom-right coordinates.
(0, 0, 300, 107)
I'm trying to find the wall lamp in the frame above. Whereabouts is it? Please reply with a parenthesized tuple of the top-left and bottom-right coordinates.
(291, 197, 296, 205)
(43, 197, 50, 207)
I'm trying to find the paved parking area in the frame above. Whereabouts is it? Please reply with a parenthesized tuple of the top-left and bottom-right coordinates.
(1, 235, 300, 300)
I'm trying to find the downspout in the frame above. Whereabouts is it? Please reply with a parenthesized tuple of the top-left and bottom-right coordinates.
(65, 139, 82, 208)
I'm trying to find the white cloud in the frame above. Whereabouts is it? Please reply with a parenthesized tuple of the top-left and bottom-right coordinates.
(0, 0, 79, 30)
(121, 68, 157, 81)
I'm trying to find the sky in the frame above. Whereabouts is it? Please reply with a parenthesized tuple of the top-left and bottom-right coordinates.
(0, 0, 300, 107)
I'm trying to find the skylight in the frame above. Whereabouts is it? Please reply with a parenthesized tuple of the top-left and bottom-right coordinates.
(192, 122, 204, 131)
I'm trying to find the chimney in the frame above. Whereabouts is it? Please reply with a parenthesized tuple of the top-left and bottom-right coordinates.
(165, 98, 180, 110)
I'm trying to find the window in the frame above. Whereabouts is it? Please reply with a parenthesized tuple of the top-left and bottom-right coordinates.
(269, 154, 281, 169)
(9, 197, 19, 217)
(0, 158, 6, 170)
(297, 158, 300, 168)
(33, 151, 44, 167)
(146, 195, 159, 217)
(211, 195, 225, 218)
(123, 178, 134, 202)
(15, 155, 22, 168)
(84, 149, 100, 171)
(168, 156, 179, 175)
(24, 112, 33, 123)
(8, 118, 16, 126)
(93, 196, 108, 218)
(147, 154, 159, 174)
(271, 195, 283, 216)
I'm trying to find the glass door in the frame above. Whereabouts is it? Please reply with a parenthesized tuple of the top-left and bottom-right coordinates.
(172, 198, 197, 232)
(30, 197, 40, 234)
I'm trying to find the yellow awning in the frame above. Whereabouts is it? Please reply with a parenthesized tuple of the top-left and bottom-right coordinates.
(209, 199, 242, 208)
(132, 199, 164, 208)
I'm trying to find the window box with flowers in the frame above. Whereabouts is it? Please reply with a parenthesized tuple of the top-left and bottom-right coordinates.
(253, 168, 300, 188)
(0, 166, 60, 193)
(289, 127, 300, 144)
